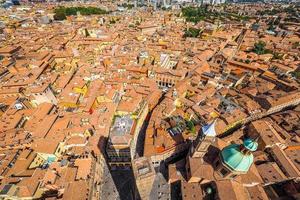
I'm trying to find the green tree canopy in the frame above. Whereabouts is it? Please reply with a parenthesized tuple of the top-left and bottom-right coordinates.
(253, 41, 267, 55)
(184, 27, 201, 38)
(53, 6, 108, 21)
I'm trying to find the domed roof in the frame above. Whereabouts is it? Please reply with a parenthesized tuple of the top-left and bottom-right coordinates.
(243, 138, 258, 152)
(220, 144, 254, 172)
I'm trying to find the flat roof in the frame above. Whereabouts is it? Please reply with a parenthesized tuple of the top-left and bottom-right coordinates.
(110, 115, 134, 137)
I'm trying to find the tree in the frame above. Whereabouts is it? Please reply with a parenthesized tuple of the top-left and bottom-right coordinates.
(291, 71, 300, 80)
(109, 19, 116, 24)
(182, 7, 207, 24)
(186, 120, 196, 135)
(272, 52, 283, 60)
(53, 11, 66, 21)
(121, 3, 134, 9)
(253, 41, 267, 55)
(184, 27, 201, 38)
(135, 21, 140, 26)
(53, 6, 108, 20)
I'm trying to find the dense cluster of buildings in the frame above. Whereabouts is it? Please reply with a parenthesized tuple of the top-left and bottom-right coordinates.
(0, 2, 299, 200)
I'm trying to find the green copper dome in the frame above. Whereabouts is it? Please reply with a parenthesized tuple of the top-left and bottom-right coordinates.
(243, 138, 258, 152)
(220, 143, 254, 172)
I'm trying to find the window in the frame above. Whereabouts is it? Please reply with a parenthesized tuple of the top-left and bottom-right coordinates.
(199, 142, 209, 150)
(220, 168, 229, 177)
(215, 160, 220, 167)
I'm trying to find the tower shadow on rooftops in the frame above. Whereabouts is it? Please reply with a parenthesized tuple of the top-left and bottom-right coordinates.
(100, 136, 141, 200)
(109, 164, 140, 200)
(95, 135, 137, 200)
(164, 115, 193, 172)
(164, 121, 193, 200)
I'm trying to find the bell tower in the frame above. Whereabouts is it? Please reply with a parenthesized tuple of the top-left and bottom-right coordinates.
(191, 120, 217, 161)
